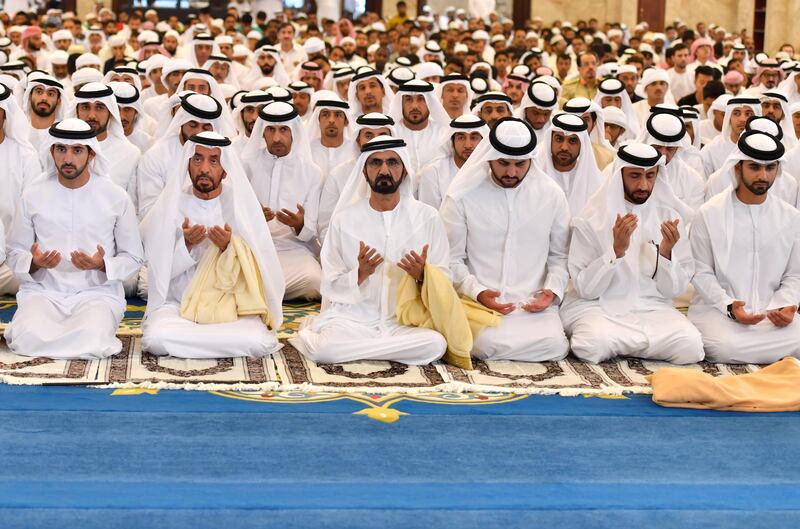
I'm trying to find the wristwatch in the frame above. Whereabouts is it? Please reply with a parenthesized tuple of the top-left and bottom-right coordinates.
(727, 303, 736, 321)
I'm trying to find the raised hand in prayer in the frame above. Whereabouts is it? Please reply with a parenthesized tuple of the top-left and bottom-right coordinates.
(70, 245, 106, 272)
(30, 243, 61, 273)
(522, 289, 555, 313)
(477, 290, 516, 315)
(398, 244, 428, 283)
(208, 224, 232, 252)
(766, 306, 797, 328)
(357, 241, 383, 285)
(731, 300, 765, 325)
(612, 213, 638, 258)
(262, 207, 276, 222)
(276, 203, 305, 235)
(182, 217, 206, 251)
(659, 219, 680, 260)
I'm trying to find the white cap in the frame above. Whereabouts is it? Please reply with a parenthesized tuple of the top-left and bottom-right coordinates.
(304, 37, 325, 54)
(51, 50, 69, 66)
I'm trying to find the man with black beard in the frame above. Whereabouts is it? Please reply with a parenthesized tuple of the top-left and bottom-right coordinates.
(560, 143, 703, 365)
(689, 131, 800, 364)
(296, 135, 450, 365)
(22, 75, 65, 150)
(72, 83, 141, 207)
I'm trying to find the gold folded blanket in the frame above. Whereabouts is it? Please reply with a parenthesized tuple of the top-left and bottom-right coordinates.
(180, 236, 270, 325)
(396, 263, 500, 370)
(648, 357, 800, 412)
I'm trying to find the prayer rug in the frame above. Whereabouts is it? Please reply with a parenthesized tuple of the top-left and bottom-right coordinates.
(0, 297, 763, 394)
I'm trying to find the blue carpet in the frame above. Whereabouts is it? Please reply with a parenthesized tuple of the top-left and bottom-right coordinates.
(0, 386, 798, 528)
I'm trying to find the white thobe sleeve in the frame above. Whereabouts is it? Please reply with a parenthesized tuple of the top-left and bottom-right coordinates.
(568, 223, 621, 300)
(652, 249, 692, 300)
(21, 147, 42, 186)
(417, 164, 441, 209)
(544, 193, 571, 301)
(7, 195, 37, 282)
(689, 212, 735, 313)
(440, 195, 488, 301)
(317, 173, 340, 243)
(766, 225, 800, 310)
(171, 236, 197, 279)
(319, 217, 366, 304)
(136, 152, 163, 219)
(685, 168, 706, 211)
(425, 213, 452, 280)
(700, 147, 716, 178)
(295, 170, 322, 243)
(103, 196, 145, 282)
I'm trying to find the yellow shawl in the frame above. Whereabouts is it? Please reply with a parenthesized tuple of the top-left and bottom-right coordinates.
(396, 263, 500, 369)
(648, 357, 800, 412)
(180, 236, 270, 326)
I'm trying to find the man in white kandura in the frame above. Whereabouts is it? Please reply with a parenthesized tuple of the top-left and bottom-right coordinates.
(388, 79, 450, 173)
(535, 112, 604, 216)
(441, 117, 571, 361)
(297, 136, 449, 364)
(307, 90, 355, 179)
(5, 119, 143, 359)
(701, 96, 761, 176)
(560, 143, 703, 364)
(141, 132, 284, 358)
(689, 131, 800, 364)
(637, 109, 705, 211)
(71, 82, 141, 205)
(418, 114, 488, 209)
(242, 101, 322, 300)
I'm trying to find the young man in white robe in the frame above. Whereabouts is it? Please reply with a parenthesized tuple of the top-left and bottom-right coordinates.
(515, 80, 559, 145)
(22, 74, 67, 150)
(141, 132, 284, 359)
(707, 122, 799, 206)
(346, 67, 394, 116)
(5, 119, 143, 359)
(637, 109, 706, 211)
(562, 97, 615, 170)
(109, 81, 155, 154)
(418, 115, 488, 209)
(560, 143, 704, 364)
(387, 79, 450, 173)
(435, 74, 472, 120)
(688, 131, 800, 364)
(701, 96, 761, 177)
(296, 136, 449, 365)
(535, 113, 604, 216)
(241, 101, 322, 300)
(142, 58, 191, 123)
(593, 77, 640, 142)
(760, 91, 798, 151)
(230, 90, 272, 153)
(472, 91, 513, 129)
(307, 91, 356, 179)
(0, 83, 40, 294)
(441, 118, 571, 361)
(318, 113, 395, 242)
(137, 92, 234, 219)
(632, 69, 672, 128)
(244, 45, 292, 88)
(70, 82, 141, 208)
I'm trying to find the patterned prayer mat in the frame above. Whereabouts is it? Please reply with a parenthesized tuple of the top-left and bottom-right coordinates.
(0, 335, 761, 394)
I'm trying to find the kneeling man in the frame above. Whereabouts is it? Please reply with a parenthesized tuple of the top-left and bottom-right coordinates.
(6, 119, 143, 359)
(560, 143, 704, 364)
(689, 131, 800, 364)
(141, 132, 285, 358)
(297, 136, 449, 365)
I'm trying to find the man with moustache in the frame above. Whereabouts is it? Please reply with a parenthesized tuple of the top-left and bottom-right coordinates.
(22, 74, 67, 150)
(388, 79, 450, 173)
